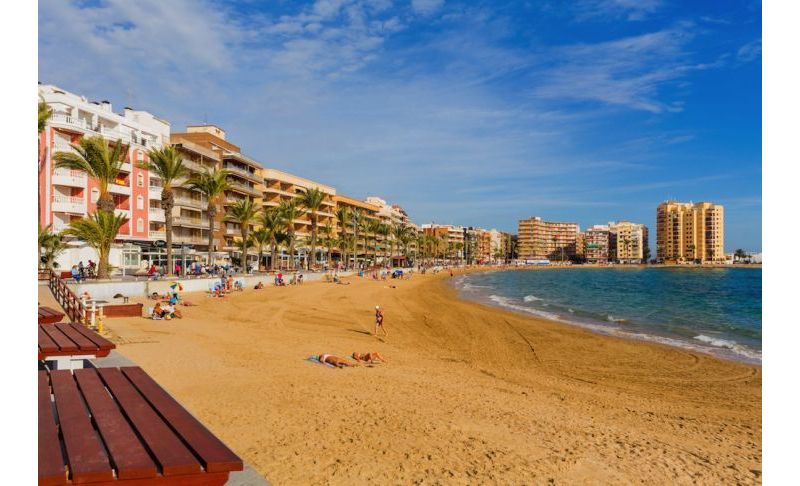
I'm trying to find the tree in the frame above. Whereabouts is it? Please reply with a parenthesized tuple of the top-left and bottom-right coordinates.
(320, 225, 335, 266)
(225, 198, 261, 271)
(734, 248, 747, 262)
(643, 245, 651, 263)
(142, 146, 188, 276)
(62, 210, 127, 279)
(38, 101, 52, 134)
(392, 224, 411, 267)
(278, 199, 304, 270)
(39, 224, 66, 269)
(186, 168, 229, 265)
(54, 136, 129, 212)
(260, 206, 287, 270)
(367, 219, 383, 266)
(377, 222, 392, 267)
(351, 209, 363, 268)
(358, 217, 371, 267)
(335, 206, 352, 269)
(251, 228, 269, 270)
(296, 187, 326, 270)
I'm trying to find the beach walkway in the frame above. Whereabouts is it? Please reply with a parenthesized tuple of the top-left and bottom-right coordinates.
(38, 281, 66, 314)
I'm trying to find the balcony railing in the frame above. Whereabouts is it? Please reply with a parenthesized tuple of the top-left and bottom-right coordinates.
(52, 168, 87, 187)
(223, 164, 261, 181)
(48, 114, 158, 148)
(227, 180, 260, 196)
(109, 183, 131, 195)
(149, 231, 166, 239)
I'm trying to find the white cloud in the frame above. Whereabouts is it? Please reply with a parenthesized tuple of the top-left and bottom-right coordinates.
(737, 39, 761, 63)
(573, 0, 664, 22)
(411, 0, 444, 16)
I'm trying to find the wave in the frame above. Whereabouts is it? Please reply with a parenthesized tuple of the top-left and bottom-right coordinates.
(488, 295, 561, 321)
(523, 295, 542, 302)
(607, 315, 627, 323)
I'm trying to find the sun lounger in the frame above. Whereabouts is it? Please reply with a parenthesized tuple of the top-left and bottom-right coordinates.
(38, 323, 116, 370)
(39, 367, 244, 485)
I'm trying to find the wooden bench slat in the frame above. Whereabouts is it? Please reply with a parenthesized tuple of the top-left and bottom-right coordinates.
(97, 368, 202, 476)
(38, 372, 67, 486)
(74, 368, 158, 480)
(50, 370, 114, 483)
(41, 325, 79, 353)
(55, 323, 99, 352)
(71, 323, 116, 351)
(39, 306, 65, 324)
(123, 367, 244, 473)
(38, 325, 59, 356)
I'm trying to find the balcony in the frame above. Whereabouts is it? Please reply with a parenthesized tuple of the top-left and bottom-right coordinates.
(49, 113, 92, 132)
(227, 181, 261, 196)
(115, 208, 131, 220)
(109, 183, 131, 195)
(174, 234, 208, 246)
(52, 168, 87, 188)
(148, 185, 162, 199)
(174, 216, 215, 229)
(148, 207, 165, 222)
(174, 196, 205, 208)
(52, 194, 85, 214)
(119, 161, 133, 173)
(149, 230, 166, 239)
(223, 164, 261, 182)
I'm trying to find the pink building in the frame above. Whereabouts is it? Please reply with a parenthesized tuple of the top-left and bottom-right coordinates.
(38, 84, 171, 243)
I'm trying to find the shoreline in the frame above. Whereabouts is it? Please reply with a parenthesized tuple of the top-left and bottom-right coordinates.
(448, 267, 762, 365)
(102, 270, 761, 483)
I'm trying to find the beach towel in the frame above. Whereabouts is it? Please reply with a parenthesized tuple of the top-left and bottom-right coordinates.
(306, 355, 336, 368)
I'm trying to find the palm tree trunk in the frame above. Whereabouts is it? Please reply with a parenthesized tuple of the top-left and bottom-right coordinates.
(207, 203, 216, 265)
(309, 215, 317, 270)
(271, 240, 278, 270)
(289, 231, 296, 270)
(162, 187, 174, 276)
(98, 247, 109, 279)
(241, 227, 249, 271)
(97, 192, 116, 213)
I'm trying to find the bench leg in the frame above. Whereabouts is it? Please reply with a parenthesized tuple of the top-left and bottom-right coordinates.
(46, 356, 93, 371)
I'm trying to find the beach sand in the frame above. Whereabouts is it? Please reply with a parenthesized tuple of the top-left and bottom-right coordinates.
(104, 270, 761, 484)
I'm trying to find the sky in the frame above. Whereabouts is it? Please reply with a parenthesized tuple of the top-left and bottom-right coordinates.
(38, 0, 762, 251)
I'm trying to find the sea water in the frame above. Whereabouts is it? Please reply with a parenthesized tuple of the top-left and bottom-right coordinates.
(454, 267, 762, 364)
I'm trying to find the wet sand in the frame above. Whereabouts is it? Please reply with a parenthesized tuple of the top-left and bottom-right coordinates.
(103, 270, 761, 484)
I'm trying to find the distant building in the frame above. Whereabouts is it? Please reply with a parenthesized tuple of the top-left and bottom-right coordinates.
(517, 216, 579, 261)
(608, 221, 649, 264)
(656, 201, 725, 263)
(584, 225, 610, 264)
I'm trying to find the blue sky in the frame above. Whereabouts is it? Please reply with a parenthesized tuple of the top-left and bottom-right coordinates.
(39, 0, 762, 251)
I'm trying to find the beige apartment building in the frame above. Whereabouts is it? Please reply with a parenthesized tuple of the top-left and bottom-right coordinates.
(170, 125, 263, 255)
(332, 195, 381, 266)
(517, 217, 579, 261)
(608, 221, 649, 264)
(656, 201, 725, 263)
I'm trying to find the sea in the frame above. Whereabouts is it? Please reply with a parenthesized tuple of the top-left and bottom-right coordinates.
(453, 267, 762, 364)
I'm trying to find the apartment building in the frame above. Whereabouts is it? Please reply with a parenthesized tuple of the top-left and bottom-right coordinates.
(332, 195, 380, 266)
(656, 201, 725, 263)
(517, 217, 579, 261)
(584, 225, 610, 264)
(608, 221, 649, 264)
(262, 168, 336, 267)
(169, 126, 263, 254)
(38, 84, 170, 245)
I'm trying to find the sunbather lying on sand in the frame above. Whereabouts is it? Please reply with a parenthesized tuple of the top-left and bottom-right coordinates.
(352, 351, 388, 364)
(316, 354, 359, 368)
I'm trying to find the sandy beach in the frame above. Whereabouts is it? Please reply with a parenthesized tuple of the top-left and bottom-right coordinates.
(103, 270, 761, 484)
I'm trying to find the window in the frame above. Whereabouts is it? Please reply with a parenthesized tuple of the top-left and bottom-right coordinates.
(137, 195, 144, 210)
(137, 218, 144, 232)
(90, 188, 100, 203)
(137, 173, 144, 187)
(137, 152, 144, 161)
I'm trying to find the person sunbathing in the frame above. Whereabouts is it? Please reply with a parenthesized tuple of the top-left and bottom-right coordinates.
(352, 352, 388, 364)
(152, 303, 165, 320)
(318, 354, 359, 368)
(254, 281, 264, 289)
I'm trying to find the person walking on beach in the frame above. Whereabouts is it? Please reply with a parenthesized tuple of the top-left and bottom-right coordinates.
(374, 305, 387, 337)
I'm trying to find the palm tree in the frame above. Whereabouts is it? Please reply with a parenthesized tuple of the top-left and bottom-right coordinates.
(39, 224, 66, 269)
(296, 188, 326, 270)
(142, 146, 188, 276)
(335, 206, 351, 269)
(62, 211, 127, 279)
(376, 223, 391, 267)
(260, 206, 287, 270)
(251, 228, 269, 271)
(226, 198, 261, 271)
(53, 136, 129, 212)
(359, 218, 373, 266)
(278, 199, 304, 270)
(320, 225, 335, 267)
(186, 168, 229, 265)
(352, 209, 364, 268)
(392, 224, 410, 267)
(38, 101, 52, 134)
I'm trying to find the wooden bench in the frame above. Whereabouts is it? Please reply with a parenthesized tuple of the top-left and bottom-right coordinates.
(39, 367, 243, 485)
(38, 323, 116, 370)
(39, 306, 65, 325)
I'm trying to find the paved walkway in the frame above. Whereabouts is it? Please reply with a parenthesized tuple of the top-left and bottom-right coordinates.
(38, 281, 66, 313)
